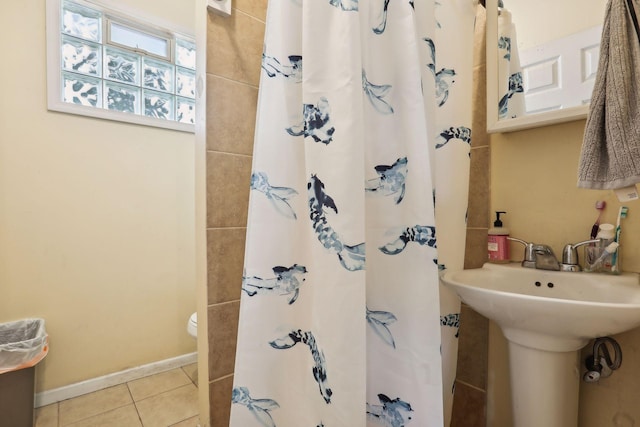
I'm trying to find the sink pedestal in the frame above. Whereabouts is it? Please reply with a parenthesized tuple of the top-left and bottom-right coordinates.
(509, 341, 580, 427)
(441, 263, 640, 427)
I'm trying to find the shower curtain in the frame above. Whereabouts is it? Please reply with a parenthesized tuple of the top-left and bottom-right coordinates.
(497, 6, 525, 119)
(230, 1, 476, 426)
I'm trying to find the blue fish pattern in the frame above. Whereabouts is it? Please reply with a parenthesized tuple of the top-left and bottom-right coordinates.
(422, 38, 456, 107)
(308, 175, 366, 271)
(262, 53, 302, 82)
(232, 387, 279, 427)
(440, 313, 460, 338)
(270, 330, 333, 403)
(365, 157, 407, 204)
(435, 2, 442, 29)
(362, 70, 395, 114)
(367, 394, 414, 427)
(329, 0, 358, 11)
(373, 0, 391, 34)
(251, 172, 298, 219)
(242, 264, 308, 305)
(498, 72, 523, 119)
(367, 307, 398, 348)
(286, 98, 336, 145)
(498, 36, 511, 60)
(435, 126, 471, 149)
(379, 225, 436, 255)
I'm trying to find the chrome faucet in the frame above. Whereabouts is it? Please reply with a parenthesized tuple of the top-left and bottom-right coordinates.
(560, 239, 601, 272)
(532, 244, 561, 271)
(508, 237, 560, 271)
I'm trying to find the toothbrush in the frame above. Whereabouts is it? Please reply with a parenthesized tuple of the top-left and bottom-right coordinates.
(590, 242, 620, 269)
(611, 206, 629, 273)
(590, 200, 607, 239)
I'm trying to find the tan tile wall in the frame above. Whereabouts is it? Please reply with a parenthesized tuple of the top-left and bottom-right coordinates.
(451, 5, 490, 427)
(205, 3, 267, 426)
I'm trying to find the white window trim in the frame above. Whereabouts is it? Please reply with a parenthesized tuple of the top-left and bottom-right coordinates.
(46, 0, 196, 133)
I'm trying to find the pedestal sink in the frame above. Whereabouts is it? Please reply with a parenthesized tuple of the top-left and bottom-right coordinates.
(441, 262, 640, 427)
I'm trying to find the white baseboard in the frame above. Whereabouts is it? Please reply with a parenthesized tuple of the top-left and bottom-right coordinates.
(35, 352, 197, 408)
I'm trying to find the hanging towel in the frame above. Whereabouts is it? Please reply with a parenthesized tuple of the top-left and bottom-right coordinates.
(577, 0, 640, 189)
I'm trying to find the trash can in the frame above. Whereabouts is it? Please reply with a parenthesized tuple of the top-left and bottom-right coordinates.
(0, 319, 48, 427)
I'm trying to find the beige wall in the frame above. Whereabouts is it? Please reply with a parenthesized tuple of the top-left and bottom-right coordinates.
(491, 120, 639, 272)
(0, 0, 197, 392)
(204, 2, 266, 426)
(508, 0, 605, 50)
(489, 120, 640, 426)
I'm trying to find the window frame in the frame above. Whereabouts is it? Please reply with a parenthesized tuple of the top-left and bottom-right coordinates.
(46, 0, 197, 133)
(105, 18, 173, 62)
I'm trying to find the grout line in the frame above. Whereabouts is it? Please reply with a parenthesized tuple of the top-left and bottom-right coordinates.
(230, 7, 266, 25)
(210, 372, 234, 383)
(205, 72, 259, 90)
(205, 149, 253, 158)
(133, 382, 198, 404)
(181, 364, 199, 387)
(207, 299, 240, 309)
(124, 379, 144, 427)
(456, 379, 487, 393)
(59, 396, 134, 427)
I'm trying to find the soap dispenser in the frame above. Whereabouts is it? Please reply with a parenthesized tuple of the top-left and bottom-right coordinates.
(488, 211, 510, 263)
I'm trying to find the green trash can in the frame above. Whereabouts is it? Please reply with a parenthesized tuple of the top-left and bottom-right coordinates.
(0, 319, 48, 427)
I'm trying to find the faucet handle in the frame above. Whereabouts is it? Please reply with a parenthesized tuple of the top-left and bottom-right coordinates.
(507, 237, 536, 268)
(561, 239, 601, 271)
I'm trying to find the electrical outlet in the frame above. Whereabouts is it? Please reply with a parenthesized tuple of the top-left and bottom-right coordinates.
(207, 0, 231, 17)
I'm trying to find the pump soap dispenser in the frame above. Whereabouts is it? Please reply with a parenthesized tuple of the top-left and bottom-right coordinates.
(488, 211, 510, 263)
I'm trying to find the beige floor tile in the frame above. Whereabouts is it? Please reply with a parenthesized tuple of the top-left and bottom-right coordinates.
(66, 404, 142, 427)
(35, 403, 58, 427)
(182, 363, 198, 385)
(170, 415, 200, 427)
(59, 384, 132, 426)
(136, 383, 199, 427)
(127, 368, 192, 401)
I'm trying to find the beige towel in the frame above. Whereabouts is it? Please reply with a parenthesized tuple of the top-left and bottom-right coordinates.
(578, 0, 640, 189)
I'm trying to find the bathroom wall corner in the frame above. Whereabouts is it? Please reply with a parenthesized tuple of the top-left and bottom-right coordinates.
(205, 2, 266, 426)
(196, 0, 211, 424)
(451, 4, 491, 424)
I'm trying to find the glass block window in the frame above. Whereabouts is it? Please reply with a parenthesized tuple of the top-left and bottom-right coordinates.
(62, 1, 101, 42)
(104, 46, 140, 85)
(63, 72, 101, 106)
(49, 0, 197, 130)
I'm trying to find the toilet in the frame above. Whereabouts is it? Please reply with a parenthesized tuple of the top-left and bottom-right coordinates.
(187, 312, 197, 339)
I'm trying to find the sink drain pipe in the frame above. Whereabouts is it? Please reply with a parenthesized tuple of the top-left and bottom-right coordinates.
(583, 337, 623, 382)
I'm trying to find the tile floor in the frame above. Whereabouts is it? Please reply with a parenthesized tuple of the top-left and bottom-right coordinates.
(34, 363, 200, 427)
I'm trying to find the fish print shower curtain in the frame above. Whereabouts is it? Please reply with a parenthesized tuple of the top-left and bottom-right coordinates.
(231, 1, 476, 426)
(497, 5, 525, 119)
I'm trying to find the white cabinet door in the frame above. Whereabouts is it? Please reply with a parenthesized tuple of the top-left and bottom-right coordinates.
(519, 26, 602, 114)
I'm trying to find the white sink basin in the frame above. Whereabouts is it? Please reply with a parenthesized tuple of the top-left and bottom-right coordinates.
(442, 262, 640, 427)
(441, 262, 640, 351)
